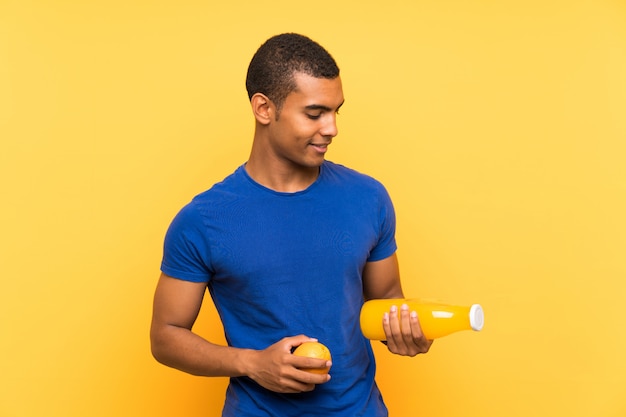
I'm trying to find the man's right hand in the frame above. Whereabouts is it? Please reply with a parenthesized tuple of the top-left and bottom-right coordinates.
(244, 335, 332, 394)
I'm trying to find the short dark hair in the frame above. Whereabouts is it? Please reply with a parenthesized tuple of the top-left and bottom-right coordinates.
(245, 33, 340, 111)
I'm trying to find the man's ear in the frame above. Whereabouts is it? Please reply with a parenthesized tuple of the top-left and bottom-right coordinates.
(251, 93, 273, 125)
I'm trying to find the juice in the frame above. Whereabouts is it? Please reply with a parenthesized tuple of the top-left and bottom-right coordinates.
(360, 299, 484, 340)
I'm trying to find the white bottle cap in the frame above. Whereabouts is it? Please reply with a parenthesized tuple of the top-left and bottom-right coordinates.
(469, 304, 484, 331)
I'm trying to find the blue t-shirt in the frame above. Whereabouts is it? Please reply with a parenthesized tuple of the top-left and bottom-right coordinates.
(161, 161, 397, 416)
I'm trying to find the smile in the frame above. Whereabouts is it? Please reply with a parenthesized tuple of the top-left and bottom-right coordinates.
(310, 143, 329, 153)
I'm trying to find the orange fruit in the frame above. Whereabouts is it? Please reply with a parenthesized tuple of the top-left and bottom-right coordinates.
(292, 341, 332, 374)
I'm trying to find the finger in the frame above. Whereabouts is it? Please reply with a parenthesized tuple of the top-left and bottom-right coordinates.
(293, 356, 332, 371)
(408, 310, 424, 339)
(284, 335, 319, 352)
(262, 362, 326, 393)
(274, 376, 317, 394)
(283, 375, 320, 393)
(294, 367, 332, 384)
(283, 366, 330, 392)
(399, 304, 414, 340)
(409, 311, 433, 353)
(393, 304, 416, 355)
(385, 304, 404, 349)
(382, 311, 392, 339)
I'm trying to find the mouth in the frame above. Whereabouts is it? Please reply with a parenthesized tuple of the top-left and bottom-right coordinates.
(310, 142, 331, 153)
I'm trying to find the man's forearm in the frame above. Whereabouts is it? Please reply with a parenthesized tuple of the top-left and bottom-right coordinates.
(151, 324, 254, 377)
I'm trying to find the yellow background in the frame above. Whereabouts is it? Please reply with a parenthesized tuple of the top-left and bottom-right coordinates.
(1, 1, 625, 416)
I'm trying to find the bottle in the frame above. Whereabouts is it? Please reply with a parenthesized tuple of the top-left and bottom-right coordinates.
(360, 299, 484, 340)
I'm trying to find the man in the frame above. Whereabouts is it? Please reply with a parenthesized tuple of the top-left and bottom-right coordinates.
(150, 33, 432, 416)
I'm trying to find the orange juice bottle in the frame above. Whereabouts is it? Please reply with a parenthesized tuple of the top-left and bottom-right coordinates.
(360, 299, 484, 340)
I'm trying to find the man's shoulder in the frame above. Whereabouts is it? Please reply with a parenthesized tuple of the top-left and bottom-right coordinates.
(322, 160, 386, 190)
(191, 165, 247, 201)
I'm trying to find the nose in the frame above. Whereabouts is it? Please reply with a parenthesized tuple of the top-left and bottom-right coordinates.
(320, 113, 339, 138)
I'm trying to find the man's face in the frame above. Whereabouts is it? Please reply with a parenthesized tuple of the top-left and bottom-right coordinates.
(267, 72, 344, 170)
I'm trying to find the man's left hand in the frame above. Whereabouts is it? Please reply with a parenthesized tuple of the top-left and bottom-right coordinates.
(382, 304, 433, 356)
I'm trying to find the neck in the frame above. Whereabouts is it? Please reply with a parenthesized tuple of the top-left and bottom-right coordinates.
(245, 157, 320, 193)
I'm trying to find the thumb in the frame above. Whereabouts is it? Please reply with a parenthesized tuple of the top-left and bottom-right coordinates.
(283, 335, 318, 351)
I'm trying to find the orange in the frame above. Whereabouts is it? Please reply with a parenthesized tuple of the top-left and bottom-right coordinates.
(292, 341, 332, 374)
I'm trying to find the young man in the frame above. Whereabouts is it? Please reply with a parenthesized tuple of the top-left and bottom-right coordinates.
(150, 33, 432, 416)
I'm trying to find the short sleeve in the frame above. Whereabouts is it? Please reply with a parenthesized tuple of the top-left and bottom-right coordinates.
(366, 184, 397, 262)
(160, 202, 212, 283)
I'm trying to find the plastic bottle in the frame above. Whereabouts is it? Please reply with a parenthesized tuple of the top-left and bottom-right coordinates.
(360, 299, 484, 340)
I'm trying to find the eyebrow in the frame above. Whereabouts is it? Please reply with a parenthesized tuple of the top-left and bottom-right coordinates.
(304, 100, 345, 112)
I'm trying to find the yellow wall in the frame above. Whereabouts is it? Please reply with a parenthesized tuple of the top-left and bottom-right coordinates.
(1, 1, 625, 416)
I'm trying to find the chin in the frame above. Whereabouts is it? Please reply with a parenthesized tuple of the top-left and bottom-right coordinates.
(304, 158, 325, 168)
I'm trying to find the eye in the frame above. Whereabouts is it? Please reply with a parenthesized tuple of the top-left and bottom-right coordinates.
(306, 113, 322, 120)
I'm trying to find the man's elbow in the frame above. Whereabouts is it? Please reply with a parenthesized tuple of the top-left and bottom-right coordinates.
(150, 325, 170, 365)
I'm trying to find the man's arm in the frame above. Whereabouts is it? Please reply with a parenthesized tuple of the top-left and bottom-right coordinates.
(362, 253, 433, 356)
(150, 273, 331, 392)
